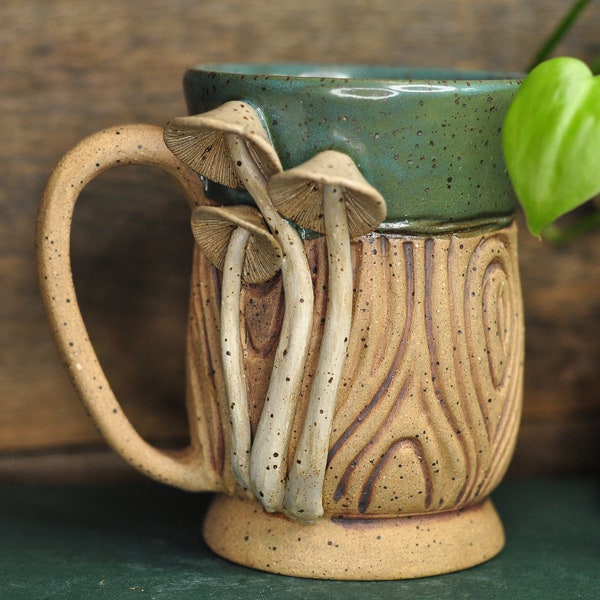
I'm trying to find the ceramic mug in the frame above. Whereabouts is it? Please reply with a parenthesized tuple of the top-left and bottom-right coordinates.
(37, 64, 524, 580)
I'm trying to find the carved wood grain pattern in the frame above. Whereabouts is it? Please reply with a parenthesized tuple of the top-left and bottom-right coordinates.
(323, 224, 524, 516)
(185, 247, 229, 490)
(240, 275, 285, 429)
(187, 224, 524, 512)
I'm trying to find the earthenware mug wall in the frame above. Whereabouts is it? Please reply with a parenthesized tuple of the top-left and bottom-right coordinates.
(37, 65, 524, 580)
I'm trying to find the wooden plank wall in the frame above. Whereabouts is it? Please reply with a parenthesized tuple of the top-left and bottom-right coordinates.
(2, 0, 599, 482)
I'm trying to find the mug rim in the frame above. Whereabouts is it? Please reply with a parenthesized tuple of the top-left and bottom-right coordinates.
(187, 63, 524, 85)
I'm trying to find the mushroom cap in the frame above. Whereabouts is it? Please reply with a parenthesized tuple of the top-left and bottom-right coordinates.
(191, 205, 282, 284)
(267, 150, 387, 238)
(164, 102, 282, 189)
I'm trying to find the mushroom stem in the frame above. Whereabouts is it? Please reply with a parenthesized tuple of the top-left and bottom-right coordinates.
(226, 134, 314, 512)
(221, 226, 252, 489)
(284, 184, 354, 521)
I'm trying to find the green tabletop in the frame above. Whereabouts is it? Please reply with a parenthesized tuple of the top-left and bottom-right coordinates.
(1, 478, 598, 599)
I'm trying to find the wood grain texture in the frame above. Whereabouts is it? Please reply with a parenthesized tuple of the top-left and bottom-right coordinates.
(1, 0, 599, 479)
(187, 225, 523, 514)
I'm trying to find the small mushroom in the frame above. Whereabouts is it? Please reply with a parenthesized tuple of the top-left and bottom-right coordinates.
(164, 102, 281, 193)
(165, 104, 315, 512)
(191, 205, 282, 489)
(268, 150, 387, 521)
(191, 204, 283, 285)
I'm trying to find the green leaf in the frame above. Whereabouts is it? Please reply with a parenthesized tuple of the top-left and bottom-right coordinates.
(502, 57, 600, 236)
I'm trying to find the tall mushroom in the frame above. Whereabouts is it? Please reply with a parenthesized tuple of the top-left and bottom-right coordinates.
(164, 103, 314, 512)
(267, 150, 387, 521)
(191, 205, 282, 489)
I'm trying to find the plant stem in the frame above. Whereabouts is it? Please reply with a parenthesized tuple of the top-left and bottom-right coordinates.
(590, 55, 600, 74)
(542, 206, 600, 243)
(527, 0, 593, 71)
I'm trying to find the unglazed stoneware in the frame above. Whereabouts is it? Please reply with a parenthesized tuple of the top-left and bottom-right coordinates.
(37, 65, 524, 580)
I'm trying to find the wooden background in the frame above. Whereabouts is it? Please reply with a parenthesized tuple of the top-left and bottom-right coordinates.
(2, 0, 599, 482)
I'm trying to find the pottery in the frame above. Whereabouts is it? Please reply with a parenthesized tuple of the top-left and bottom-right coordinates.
(37, 65, 524, 580)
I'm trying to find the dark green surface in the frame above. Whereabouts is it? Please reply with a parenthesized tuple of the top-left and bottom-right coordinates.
(1, 479, 598, 599)
(183, 64, 520, 229)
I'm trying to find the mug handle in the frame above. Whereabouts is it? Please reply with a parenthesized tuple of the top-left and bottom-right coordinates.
(37, 124, 221, 492)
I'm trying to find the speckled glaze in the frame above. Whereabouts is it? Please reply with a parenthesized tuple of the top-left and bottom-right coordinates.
(183, 64, 522, 231)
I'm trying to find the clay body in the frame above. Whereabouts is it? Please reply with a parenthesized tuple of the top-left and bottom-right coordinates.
(38, 65, 524, 580)
(189, 224, 523, 578)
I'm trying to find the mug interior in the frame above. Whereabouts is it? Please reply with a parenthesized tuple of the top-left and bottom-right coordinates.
(189, 63, 522, 83)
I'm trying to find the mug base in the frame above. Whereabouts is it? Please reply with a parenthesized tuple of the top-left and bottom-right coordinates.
(202, 493, 505, 580)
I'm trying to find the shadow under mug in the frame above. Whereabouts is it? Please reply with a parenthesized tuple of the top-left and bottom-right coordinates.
(37, 64, 524, 580)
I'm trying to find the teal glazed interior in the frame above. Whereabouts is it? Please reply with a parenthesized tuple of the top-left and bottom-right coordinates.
(183, 64, 523, 232)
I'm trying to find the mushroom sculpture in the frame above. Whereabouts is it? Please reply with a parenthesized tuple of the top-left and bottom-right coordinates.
(267, 150, 387, 521)
(191, 205, 282, 489)
(164, 103, 314, 512)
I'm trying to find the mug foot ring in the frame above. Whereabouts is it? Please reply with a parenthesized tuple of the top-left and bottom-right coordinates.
(202, 493, 505, 580)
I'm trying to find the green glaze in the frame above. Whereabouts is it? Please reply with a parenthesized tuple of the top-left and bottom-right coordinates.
(183, 64, 522, 232)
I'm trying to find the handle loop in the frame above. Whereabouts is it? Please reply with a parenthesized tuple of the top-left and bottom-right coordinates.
(37, 124, 221, 491)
